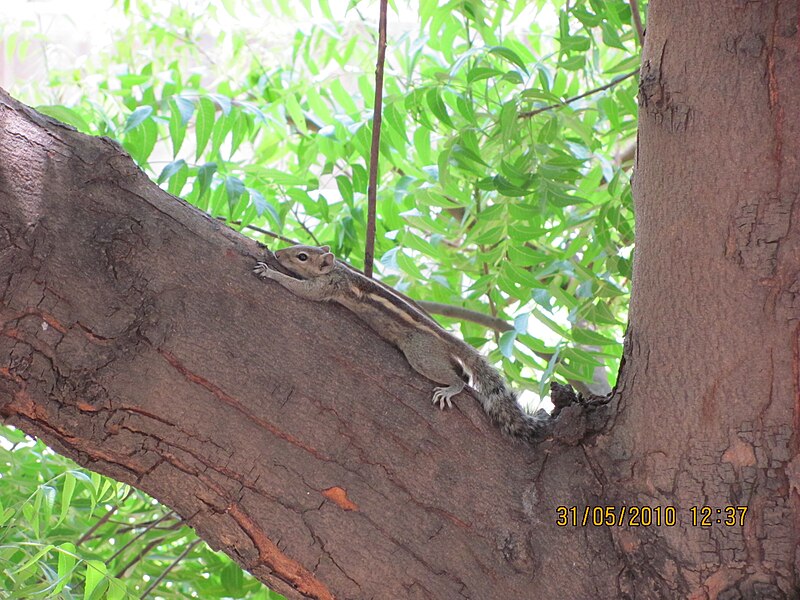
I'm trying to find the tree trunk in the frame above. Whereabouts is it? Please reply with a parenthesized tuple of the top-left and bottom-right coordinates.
(1, 2, 798, 599)
(615, 1, 799, 597)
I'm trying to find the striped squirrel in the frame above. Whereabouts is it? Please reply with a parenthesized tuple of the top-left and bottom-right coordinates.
(254, 245, 549, 441)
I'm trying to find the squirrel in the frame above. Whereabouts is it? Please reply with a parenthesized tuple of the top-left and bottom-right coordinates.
(254, 245, 549, 441)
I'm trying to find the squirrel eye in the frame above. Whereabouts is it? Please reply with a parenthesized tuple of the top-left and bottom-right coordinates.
(297, 253, 308, 261)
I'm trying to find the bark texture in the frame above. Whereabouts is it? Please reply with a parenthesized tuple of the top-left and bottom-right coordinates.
(609, 1, 800, 597)
(0, 90, 614, 599)
(1, 1, 799, 598)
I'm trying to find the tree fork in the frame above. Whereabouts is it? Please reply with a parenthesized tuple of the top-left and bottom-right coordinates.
(2, 1, 800, 593)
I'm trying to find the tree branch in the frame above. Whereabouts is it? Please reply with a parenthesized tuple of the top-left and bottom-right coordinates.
(140, 539, 202, 598)
(214, 217, 299, 246)
(0, 87, 610, 599)
(418, 302, 611, 396)
(518, 70, 638, 120)
(364, 0, 388, 277)
(629, 0, 644, 45)
(418, 301, 512, 332)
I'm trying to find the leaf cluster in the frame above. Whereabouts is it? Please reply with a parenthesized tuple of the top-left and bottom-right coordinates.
(0, 427, 283, 599)
(5, 0, 640, 396)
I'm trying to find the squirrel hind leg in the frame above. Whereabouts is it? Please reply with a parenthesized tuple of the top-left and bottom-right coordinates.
(432, 384, 463, 409)
(400, 334, 466, 409)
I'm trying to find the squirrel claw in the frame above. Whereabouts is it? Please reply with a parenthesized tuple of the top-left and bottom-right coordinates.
(253, 262, 272, 278)
(432, 389, 454, 410)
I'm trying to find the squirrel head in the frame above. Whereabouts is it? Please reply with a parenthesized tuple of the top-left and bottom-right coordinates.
(274, 245, 335, 278)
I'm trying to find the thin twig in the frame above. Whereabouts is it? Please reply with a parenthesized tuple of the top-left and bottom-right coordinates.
(629, 0, 644, 45)
(614, 141, 636, 166)
(364, 0, 388, 278)
(153, 26, 217, 66)
(85, 519, 183, 540)
(213, 217, 299, 246)
(107, 511, 176, 563)
(290, 207, 321, 246)
(76, 506, 118, 546)
(114, 535, 168, 578)
(518, 69, 638, 120)
(139, 539, 202, 599)
(77, 486, 137, 546)
(418, 301, 607, 397)
(473, 189, 500, 344)
(417, 301, 512, 332)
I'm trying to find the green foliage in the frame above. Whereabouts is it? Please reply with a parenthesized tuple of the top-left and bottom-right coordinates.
(0, 427, 283, 599)
(6, 0, 640, 394)
(1, 0, 643, 595)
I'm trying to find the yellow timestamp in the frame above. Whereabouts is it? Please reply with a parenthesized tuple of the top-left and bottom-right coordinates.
(556, 505, 677, 527)
(690, 506, 748, 527)
(555, 505, 749, 527)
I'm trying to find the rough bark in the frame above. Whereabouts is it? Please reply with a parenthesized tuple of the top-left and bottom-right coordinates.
(610, 1, 800, 597)
(0, 89, 614, 599)
(1, 2, 799, 598)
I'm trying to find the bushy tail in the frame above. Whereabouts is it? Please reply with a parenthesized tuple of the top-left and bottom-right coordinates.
(464, 351, 550, 442)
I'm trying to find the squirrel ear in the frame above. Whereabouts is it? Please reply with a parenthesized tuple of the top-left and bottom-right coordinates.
(320, 245, 330, 252)
(319, 252, 335, 273)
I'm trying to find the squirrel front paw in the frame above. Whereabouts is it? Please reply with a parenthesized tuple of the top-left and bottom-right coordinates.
(253, 262, 274, 278)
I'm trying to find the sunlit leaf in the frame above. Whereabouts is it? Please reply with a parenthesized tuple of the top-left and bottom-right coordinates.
(195, 96, 217, 160)
(36, 105, 91, 132)
(122, 106, 153, 133)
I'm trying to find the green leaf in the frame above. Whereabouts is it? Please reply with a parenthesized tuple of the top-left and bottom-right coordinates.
(330, 78, 359, 115)
(55, 543, 76, 594)
(225, 176, 246, 211)
(230, 110, 252, 155)
(173, 96, 195, 124)
(84, 560, 107, 600)
(285, 93, 308, 135)
(559, 53, 586, 70)
(489, 46, 529, 74)
(538, 115, 559, 144)
(196, 162, 217, 203)
(0, 425, 26, 444)
(539, 343, 563, 396)
(466, 66, 504, 83)
(221, 560, 245, 594)
(106, 577, 128, 600)
(36, 105, 91, 132)
(570, 328, 618, 346)
(513, 312, 529, 333)
(499, 330, 517, 358)
(122, 118, 158, 165)
(122, 106, 153, 133)
(169, 97, 194, 156)
(499, 101, 517, 142)
(249, 188, 280, 225)
(11, 544, 55, 573)
(425, 88, 453, 128)
(158, 159, 187, 184)
(211, 111, 233, 156)
(57, 472, 76, 526)
(531, 308, 568, 337)
(601, 21, 627, 50)
(560, 35, 591, 52)
(209, 93, 232, 116)
(0, 505, 15, 526)
(195, 97, 217, 160)
(336, 175, 354, 205)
